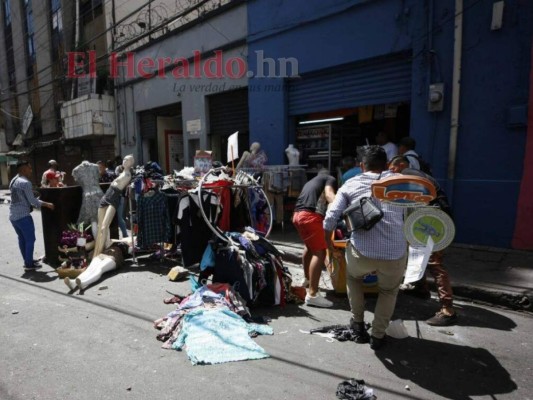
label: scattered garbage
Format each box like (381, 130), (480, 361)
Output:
(336, 379), (374, 400)
(385, 319), (409, 339)
(405, 385), (411, 391)
(11, 310), (19, 315)
(167, 266), (189, 281)
(438, 330), (454, 336)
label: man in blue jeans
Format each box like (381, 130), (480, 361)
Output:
(9, 160), (55, 271)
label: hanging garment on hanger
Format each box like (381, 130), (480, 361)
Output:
(176, 191), (218, 266)
(137, 191), (172, 249)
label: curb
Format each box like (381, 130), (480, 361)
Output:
(273, 242), (532, 312)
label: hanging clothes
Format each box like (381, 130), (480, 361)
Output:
(176, 191), (218, 266)
(137, 191), (172, 249)
(202, 180), (233, 232)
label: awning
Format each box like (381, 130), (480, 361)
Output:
(0, 153), (17, 163)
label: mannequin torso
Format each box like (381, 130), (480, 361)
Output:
(285, 144), (300, 166)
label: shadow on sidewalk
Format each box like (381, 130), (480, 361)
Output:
(393, 295), (517, 331)
(375, 337), (517, 400)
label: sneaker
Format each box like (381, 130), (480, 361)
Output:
(305, 293), (333, 308)
(426, 311), (458, 326)
(24, 263), (42, 271)
(369, 335), (386, 350)
(349, 319), (370, 343)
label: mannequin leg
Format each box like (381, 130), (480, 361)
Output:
(93, 206), (117, 257)
(64, 277), (77, 290)
(75, 254), (117, 290)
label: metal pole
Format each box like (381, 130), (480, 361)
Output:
(128, 185), (137, 264)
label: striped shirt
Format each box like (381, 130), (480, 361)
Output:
(324, 171), (407, 260)
(9, 175), (43, 221)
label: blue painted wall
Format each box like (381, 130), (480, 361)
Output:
(247, 0), (533, 247)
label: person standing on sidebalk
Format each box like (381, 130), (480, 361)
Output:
(9, 160), (55, 271)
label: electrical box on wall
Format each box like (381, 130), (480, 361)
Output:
(491, 1), (505, 31)
(428, 83), (444, 112)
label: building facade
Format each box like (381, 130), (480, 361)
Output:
(111, 0), (248, 170)
(247, 0), (533, 249)
(0, 0), (117, 186)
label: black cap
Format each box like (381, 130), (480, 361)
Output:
(16, 160), (30, 168)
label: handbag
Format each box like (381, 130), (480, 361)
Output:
(342, 197), (383, 232)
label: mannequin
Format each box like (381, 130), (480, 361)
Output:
(64, 245), (125, 291)
(285, 144), (300, 166)
(92, 155), (134, 257)
(71, 161), (103, 238)
(236, 142), (267, 169)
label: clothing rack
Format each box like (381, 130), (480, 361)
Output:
(198, 167), (273, 243)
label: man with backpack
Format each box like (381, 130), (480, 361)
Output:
(389, 156), (457, 326)
(398, 136), (435, 175)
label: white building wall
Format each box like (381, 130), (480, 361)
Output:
(116, 2), (247, 165)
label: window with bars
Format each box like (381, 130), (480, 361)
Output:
(23, 0), (36, 76)
(81, 0), (103, 24)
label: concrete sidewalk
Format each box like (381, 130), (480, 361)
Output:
(269, 227), (533, 312)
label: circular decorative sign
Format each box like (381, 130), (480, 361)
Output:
(403, 207), (455, 251)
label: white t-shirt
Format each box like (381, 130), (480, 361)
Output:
(403, 150), (421, 170)
(381, 142), (398, 161)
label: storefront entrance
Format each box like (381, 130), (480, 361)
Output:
(289, 52), (412, 175)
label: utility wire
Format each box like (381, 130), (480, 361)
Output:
(0, 0), (225, 107)
(0, 0), (160, 105)
(0, 0), (145, 95)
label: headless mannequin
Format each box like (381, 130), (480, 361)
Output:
(72, 160), (103, 239)
(285, 144), (300, 166)
(92, 155), (134, 257)
(236, 142), (268, 170)
(236, 142), (261, 169)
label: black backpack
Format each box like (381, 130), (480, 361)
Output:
(405, 154), (433, 176)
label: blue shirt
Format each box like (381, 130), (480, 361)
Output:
(324, 171), (407, 260)
(9, 175), (43, 221)
(342, 167), (362, 184)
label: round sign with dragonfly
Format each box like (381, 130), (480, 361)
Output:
(403, 207), (455, 251)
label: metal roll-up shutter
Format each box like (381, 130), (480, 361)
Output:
(139, 111), (156, 139)
(289, 53), (412, 116)
(209, 88), (249, 135)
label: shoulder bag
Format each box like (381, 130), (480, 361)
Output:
(342, 173), (383, 232)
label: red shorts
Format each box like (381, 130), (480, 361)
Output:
(292, 211), (327, 252)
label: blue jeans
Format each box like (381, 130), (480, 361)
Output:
(11, 216), (36, 267)
(117, 196), (128, 238)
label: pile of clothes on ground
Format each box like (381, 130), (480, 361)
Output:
(154, 282), (274, 365)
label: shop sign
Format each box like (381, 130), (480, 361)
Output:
(186, 119), (202, 134)
(371, 176), (436, 207)
(194, 150), (212, 175)
(296, 124), (330, 140)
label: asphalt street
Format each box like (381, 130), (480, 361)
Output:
(1, 204), (532, 400)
